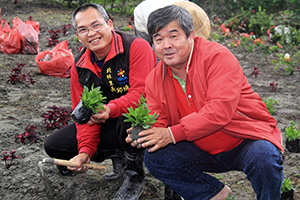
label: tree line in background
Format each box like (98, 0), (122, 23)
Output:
(55, 0), (300, 18)
(194, 0), (300, 20)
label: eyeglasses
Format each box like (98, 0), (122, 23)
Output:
(77, 20), (107, 36)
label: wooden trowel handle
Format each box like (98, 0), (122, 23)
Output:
(42, 158), (107, 171)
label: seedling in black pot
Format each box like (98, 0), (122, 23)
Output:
(281, 178), (294, 200)
(284, 121), (300, 153)
(123, 94), (159, 140)
(71, 84), (106, 125)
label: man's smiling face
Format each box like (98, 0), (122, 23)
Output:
(75, 7), (114, 60)
(153, 20), (194, 70)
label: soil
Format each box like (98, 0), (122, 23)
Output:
(0, 0), (300, 200)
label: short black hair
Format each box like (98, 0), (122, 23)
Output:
(72, 3), (109, 30)
(147, 5), (194, 43)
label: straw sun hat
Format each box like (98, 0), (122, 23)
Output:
(172, 1), (211, 39)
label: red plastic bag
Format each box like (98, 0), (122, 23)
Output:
(22, 24), (39, 54)
(35, 40), (74, 78)
(12, 17), (39, 54)
(0, 20), (11, 33)
(26, 20), (40, 35)
(0, 27), (21, 54)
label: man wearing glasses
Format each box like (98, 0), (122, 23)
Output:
(44, 3), (156, 199)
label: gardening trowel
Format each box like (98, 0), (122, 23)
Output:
(37, 158), (107, 196)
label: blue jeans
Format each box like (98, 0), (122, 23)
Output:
(144, 139), (283, 200)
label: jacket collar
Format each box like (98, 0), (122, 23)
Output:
(105, 31), (124, 62)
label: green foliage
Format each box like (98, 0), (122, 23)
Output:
(281, 178), (294, 193)
(290, 27), (300, 46)
(284, 121), (300, 141)
(275, 52), (300, 75)
(273, 10), (300, 28)
(231, 32), (256, 58)
(194, 0), (293, 21)
(126, 5), (135, 15)
(270, 45), (280, 53)
(208, 32), (230, 46)
(73, 36), (79, 42)
(270, 26), (300, 50)
(122, 25), (131, 31)
(262, 98), (280, 115)
(248, 7), (273, 37)
(81, 84), (107, 113)
(238, 0), (287, 14)
(53, 0), (138, 15)
(226, 193), (235, 200)
(224, 7), (250, 33)
(253, 37), (273, 63)
(123, 94), (159, 129)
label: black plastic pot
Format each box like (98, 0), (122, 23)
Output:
(285, 139), (300, 153)
(281, 189), (294, 200)
(70, 101), (93, 125)
(131, 126), (146, 141)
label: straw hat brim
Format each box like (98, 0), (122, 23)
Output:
(172, 1), (211, 39)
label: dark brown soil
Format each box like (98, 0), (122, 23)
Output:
(0, 0), (299, 199)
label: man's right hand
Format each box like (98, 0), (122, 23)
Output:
(67, 152), (90, 173)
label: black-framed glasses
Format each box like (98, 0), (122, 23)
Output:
(77, 20), (107, 36)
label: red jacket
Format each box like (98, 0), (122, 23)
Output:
(145, 37), (283, 153)
(71, 31), (156, 158)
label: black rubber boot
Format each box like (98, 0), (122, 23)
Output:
(103, 155), (126, 181)
(114, 152), (145, 200)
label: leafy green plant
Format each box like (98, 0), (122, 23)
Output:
(284, 121), (300, 141)
(254, 37), (273, 63)
(224, 7), (250, 33)
(290, 27), (300, 46)
(262, 98), (280, 115)
(269, 26), (283, 43)
(281, 178), (294, 193)
(226, 193), (235, 200)
(122, 25), (132, 31)
(73, 36), (79, 42)
(270, 45), (280, 53)
(81, 84), (107, 114)
(209, 32), (228, 46)
(271, 26), (300, 47)
(238, 32), (255, 57)
(123, 94), (159, 129)
(248, 6), (273, 37)
(275, 52), (300, 75)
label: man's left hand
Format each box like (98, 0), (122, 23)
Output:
(87, 105), (110, 124)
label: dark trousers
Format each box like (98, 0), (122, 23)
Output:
(145, 140), (283, 200)
(44, 117), (144, 162)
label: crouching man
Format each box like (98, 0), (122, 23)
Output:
(44, 3), (156, 200)
(126, 5), (284, 200)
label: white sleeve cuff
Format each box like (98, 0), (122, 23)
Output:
(168, 127), (176, 144)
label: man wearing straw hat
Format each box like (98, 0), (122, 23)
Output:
(126, 4), (284, 200)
